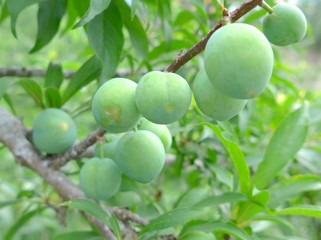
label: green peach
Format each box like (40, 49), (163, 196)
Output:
(115, 130), (165, 183)
(135, 71), (192, 124)
(94, 134), (122, 160)
(92, 78), (141, 133)
(263, 3), (307, 46)
(32, 108), (77, 154)
(193, 70), (247, 121)
(79, 157), (122, 200)
(138, 118), (172, 151)
(204, 23), (274, 99)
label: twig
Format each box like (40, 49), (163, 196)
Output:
(113, 207), (149, 226)
(49, 128), (107, 170)
(165, 0), (263, 73)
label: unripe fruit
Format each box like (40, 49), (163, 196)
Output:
(135, 71), (192, 124)
(193, 70), (247, 121)
(138, 118), (172, 151)
(79, 157), (122, 200)
(94, 134), (122, 160)
(204, 23), (274, 99)
(92, 78), (141, 133)
(263, 3), (307, 46)
(32, 108), (77, 154)
(115, 130), (165, 183)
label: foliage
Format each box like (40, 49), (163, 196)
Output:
(0, 0), (321, 239)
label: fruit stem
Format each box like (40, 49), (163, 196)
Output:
(222, 8), (231, 25)
(259, 1), (273, 14)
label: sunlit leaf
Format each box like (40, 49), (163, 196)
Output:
(174, 186), (211, 208)
(181, 220), (252, 240)
(268, 175), (321, 208)
(205, 123), (252, 194)
(140, 208), (207, 235)
(272, 205), (321, 219)
(195, 192), (248, 208)
(253, 105), (309, 189)
(237, 191), (270, 223)
(74, 0), (111, 28)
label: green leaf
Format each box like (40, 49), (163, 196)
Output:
(30, 0), (67, 53)
(174, 186), (211, 208)
(87, 2), (124, 79)
(62, 199), (122, 240)
(51, 231), (102, 240)
(62, 56), (102, 104)
(205, 123), (251, 195)
(237, 191), (270, 223)
(140, 208), (207, 235)
(0, 199), (22, 209)
(252, 105), (309, 189)
(45, 62), (64, 89)
(194, 192), (248, 208)
(243, 9), (266, 23)
(272, 205), (321, 219)
(4, 207), (45, 240)
(74, 0), (111, 28)
(62, 199), (110, 224)
(7, 0), (41, 37)
(16, 190), (36, 199)
(3, 93), (16, 114)
(0, 78), (17, 99)
(268, 175), (321, 208)
(0, 2), (9, 23)
(181, 220), (252, 240)
(130, 0), (140, 19)
(158, 0), (172, 44)
(63, 0), (89, 32)
(16, 79), (44, 108)
(252, 216), (294, 231)
(115, 0), (148, 59)
(45, 87), (62, 108)
(109, 214), (122, 240)
(148, 39), (192, 61)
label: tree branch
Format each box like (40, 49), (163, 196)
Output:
(0, 67), (75, 79)
(113, 208), (149, 226)
(48, 128), (106, 170)
(0, 108), (116, 240)
(0, 67), (134, 79)
(165, 0), (263, 73)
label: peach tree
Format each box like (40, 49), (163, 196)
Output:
(0, 0), (321, 239)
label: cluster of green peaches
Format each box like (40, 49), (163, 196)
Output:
(195, 2), (307, 121)
(83, 70), (190, 200)
(31, 2), (307, 201)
